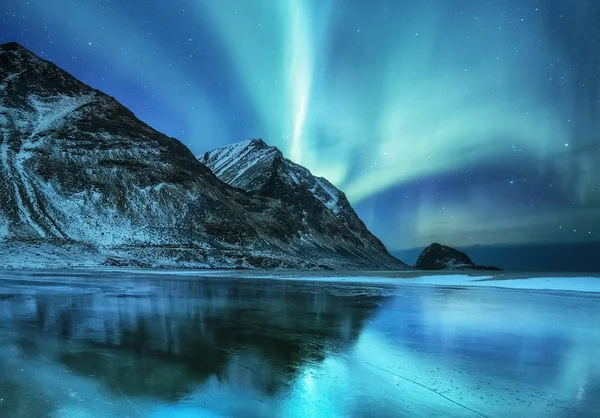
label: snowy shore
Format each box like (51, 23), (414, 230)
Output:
(1, 266), (599, 294)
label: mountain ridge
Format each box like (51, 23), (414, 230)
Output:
(0, 42), (404, 270)
(199, 138), (394, 255)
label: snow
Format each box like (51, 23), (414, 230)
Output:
(202, 139), (346, 221)
(1, 47), (402, 271)
(430, 274), (600, 293)
(198, 138), (396, 264)
(42, 182), (137, 246)
(443, 259), (472, 269)
(228, 146), (274, 183)
(28, 93), (94, 137)
(0, 92), (95, 239)
(5, 71), (24, 82)
(207, 139), (258, 177)
(202, 139), (279, 188)
(15, 268), (594, 295)
(315, 177), (339, 202)
(1, 128), (48, 238)
(0, 213), (8, 240)
(14, 139), (63, 238)
(135, 182), (169, 193)
(202, 273), (600, 293)
(289, 171), (300, 185)
(308, 177), (342, 213)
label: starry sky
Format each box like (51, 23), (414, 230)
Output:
(1, 0), (599, 254)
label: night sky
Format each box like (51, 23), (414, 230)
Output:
(1, 0), (599, 255)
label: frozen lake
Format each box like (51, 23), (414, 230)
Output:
(0, 270), (599, 417)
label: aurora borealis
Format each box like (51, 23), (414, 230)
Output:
(1, 0), (598, 252)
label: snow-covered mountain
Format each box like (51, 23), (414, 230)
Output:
(0, 42), (404, 269)
(199, 138), (397, 257)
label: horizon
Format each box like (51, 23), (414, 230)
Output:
(1, 0), (599, 263)
(392, 241), (600, 272)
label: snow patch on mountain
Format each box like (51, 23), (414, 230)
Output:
(201, 139), (348, 218)
(1, 130), (48, 237)
(313, 177), (341, 213)
(28, 93), (94, 137)
(0, 213), (8, 240)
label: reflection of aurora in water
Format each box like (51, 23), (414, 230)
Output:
(0, 272), (599, 417)
(1, 0), (599, 249)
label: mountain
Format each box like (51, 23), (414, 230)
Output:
(0, 42), (403, 270)
(199, 138), (397, 256)
(415, 243), (500, 270)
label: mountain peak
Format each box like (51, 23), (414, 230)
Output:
(239, 138), (281, 155)
(201, 139), (405, 264)
(248, 138), (268, 147)
(0, 42), (41, 62)
(0, 42), (27, 51)
(198, 138), (283, 189)
(0, 40), (96, 103)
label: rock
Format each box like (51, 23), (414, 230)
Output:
(415, 243), (500, 270)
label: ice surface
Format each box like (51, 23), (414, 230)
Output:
(224, 273), (600, 293)
(405, 274), (600, 293)
(0, 271), (599, 417)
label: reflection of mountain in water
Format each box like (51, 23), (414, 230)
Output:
(7, 278), (388, 401)
(2, 275), (600, 416)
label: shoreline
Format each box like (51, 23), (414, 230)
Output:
(1, 268), (600, 294)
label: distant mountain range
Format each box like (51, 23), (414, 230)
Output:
(0, 42), (404, 269)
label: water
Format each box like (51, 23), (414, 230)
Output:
(0, 271), (599, 417)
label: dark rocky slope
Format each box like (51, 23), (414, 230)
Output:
(415, 243), (500, 270)
(199, 138), (399, 258)
(0, 42), (404, 269)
